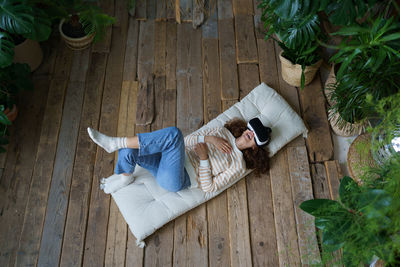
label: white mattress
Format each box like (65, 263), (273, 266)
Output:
(112, 83), (308, 246)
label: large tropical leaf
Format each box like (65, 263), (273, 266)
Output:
(300, 199), (349, 218)
(326, 0), (377, 26)
(339, 176), (361, 209)
(25, 7), (51, 41)
(0, 31), (14, 68)
(0, 0), (34, 35)
(79, 5), (115, 43)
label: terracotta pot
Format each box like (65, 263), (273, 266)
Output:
(279, 52), (322, 87)
(4, 105), (18, 122)
(59, 19), (95, 50)
(13, 39), (43, 72)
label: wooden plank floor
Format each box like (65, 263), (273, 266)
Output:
(0, 0), (340, 266)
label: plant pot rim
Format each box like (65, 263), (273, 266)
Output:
(279, 51), (322, 68)
(59, 18), (95, 42)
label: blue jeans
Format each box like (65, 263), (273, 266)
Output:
(114, 127), (191, 192)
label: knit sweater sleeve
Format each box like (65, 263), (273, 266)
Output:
(184, 127), (221, 147)
(197, 158), (245, 193)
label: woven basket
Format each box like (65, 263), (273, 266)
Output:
(347, 132), (376, 184)
(59, 19), (95, 50)
(328, 109), (368, 137)
(279, 52), (322, 87)
(324, 64), (336, 107)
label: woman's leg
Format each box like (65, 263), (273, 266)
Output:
(137, 127), (190, 192)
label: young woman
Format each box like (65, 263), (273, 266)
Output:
(88, 118), (271, 193)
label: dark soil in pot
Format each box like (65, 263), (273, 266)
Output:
(61, 15), (86, 38)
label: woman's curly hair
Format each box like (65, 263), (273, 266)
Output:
(224, 118), (270, 175)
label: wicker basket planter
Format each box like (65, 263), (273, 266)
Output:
(59, 19), (95, 50)
(279, 52), (322, 87)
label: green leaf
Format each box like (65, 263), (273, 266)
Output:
(25, 8), (52, 41)
(0, 0), (35, 35)
(339, 176), (361, 208)
(300, 199), (348, 217)
(0, 31), (14, 68)
(0, 112), (11, 126)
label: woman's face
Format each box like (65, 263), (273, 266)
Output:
(236, 129), (257, 150)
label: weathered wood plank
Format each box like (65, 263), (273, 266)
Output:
(253, 0), (263, 39)
(310, 163), (331, 199)
(154, 21), (167, 77)
(137, 20), (155, 81)
(257, 38), (279, 90)
(227, 179), (252, 267)
(136, 76), (155, 126)
(193, 0), (205, 28)
(59, 53), (108, 267)
(235, 15), (258, 64)
(202, 38), (221, 123)
(0, 76), (49, 267)
(175, 0), (181, 23)
(156, 0), (167, 20)
(14, 42), (69, 267)
(167, 0), (176, 20)
(162, 89), (177, 128)
(151, 76), (166, 130)
(238, 63), (260, 98)
(16, 78), (67, 267)
(207, 193), (231, 267)
(269, 148), (301, 267)
(92, 0), (114, 52)
(299, 75), (334, 162)
(287, 146), (321, 266)
(166, 21), (177, 90)
(126, 232), (144, 267)
(37, 49), (91, 267)
(204, 33), (229, 267)
(202, 2), (218, 39)
(324, 160), (342, 200)
(180, 0), (193, 22)
(217, 0), (234, 19)
(144, 223), (175, 266)
(222, 99), (238, 111)
(233, 0), (254, 15)
(123, 18), (139, 81)
(147, 0), (157, 20)
(135, 0), (147, 20)
(176, 23), (203, 136)
(219, 19), (239, 100)
(105, 81), (138, 267)
(83, 24), (127, 267)
(174, 23), (207, 266)
(246, 172), (279, 266)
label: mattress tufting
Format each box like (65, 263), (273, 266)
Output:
(111, 83), (308, 247)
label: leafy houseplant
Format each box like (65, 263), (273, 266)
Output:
(326, 16), (400, 133)
(51, 0), (115, 50)
(300, 172), (400, 266)
(0, 63), (33, 152)
(0, 0), (52, 69)
(258, 0), (326, 89)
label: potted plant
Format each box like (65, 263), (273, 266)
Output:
(0, 0), (52, 70)
(0, 63), (33, 152)
(258, 0), (327, 89)
(300, 171), (399, 266)
(325, 16), (400, 136)
(48, 0), (115, 50)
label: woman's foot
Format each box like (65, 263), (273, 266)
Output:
(100, 173), (135, 194)
(88, 127), (127, 153)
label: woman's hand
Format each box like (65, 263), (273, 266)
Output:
(194, 143), (209, 160)
(206, 136), (232, 154)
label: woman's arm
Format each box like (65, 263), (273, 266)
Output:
(185, 128), (232, 153)
(194, 143), (245, 193)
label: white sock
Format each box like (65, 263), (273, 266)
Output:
(87, 127), (127, 153)
(100, 174), (135, 194)
(100, 174), (123, 184)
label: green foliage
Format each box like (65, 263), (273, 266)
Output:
(326, 16), (400, 124)
(44, 0), (115, 43)
(325, 0), (377, 26)
(258, 0), (325, 89)
(0, 63), (32, 153)
(0, 0), (52, 67)
(300, 173), (400, 266)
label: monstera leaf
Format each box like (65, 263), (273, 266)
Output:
(0, 32), (14, 68)
(0, 0), (34, 35)
(326, 0), (377, 26)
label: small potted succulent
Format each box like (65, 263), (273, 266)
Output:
(52, 0), (115, 50)
(0, 0), (52, 70)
